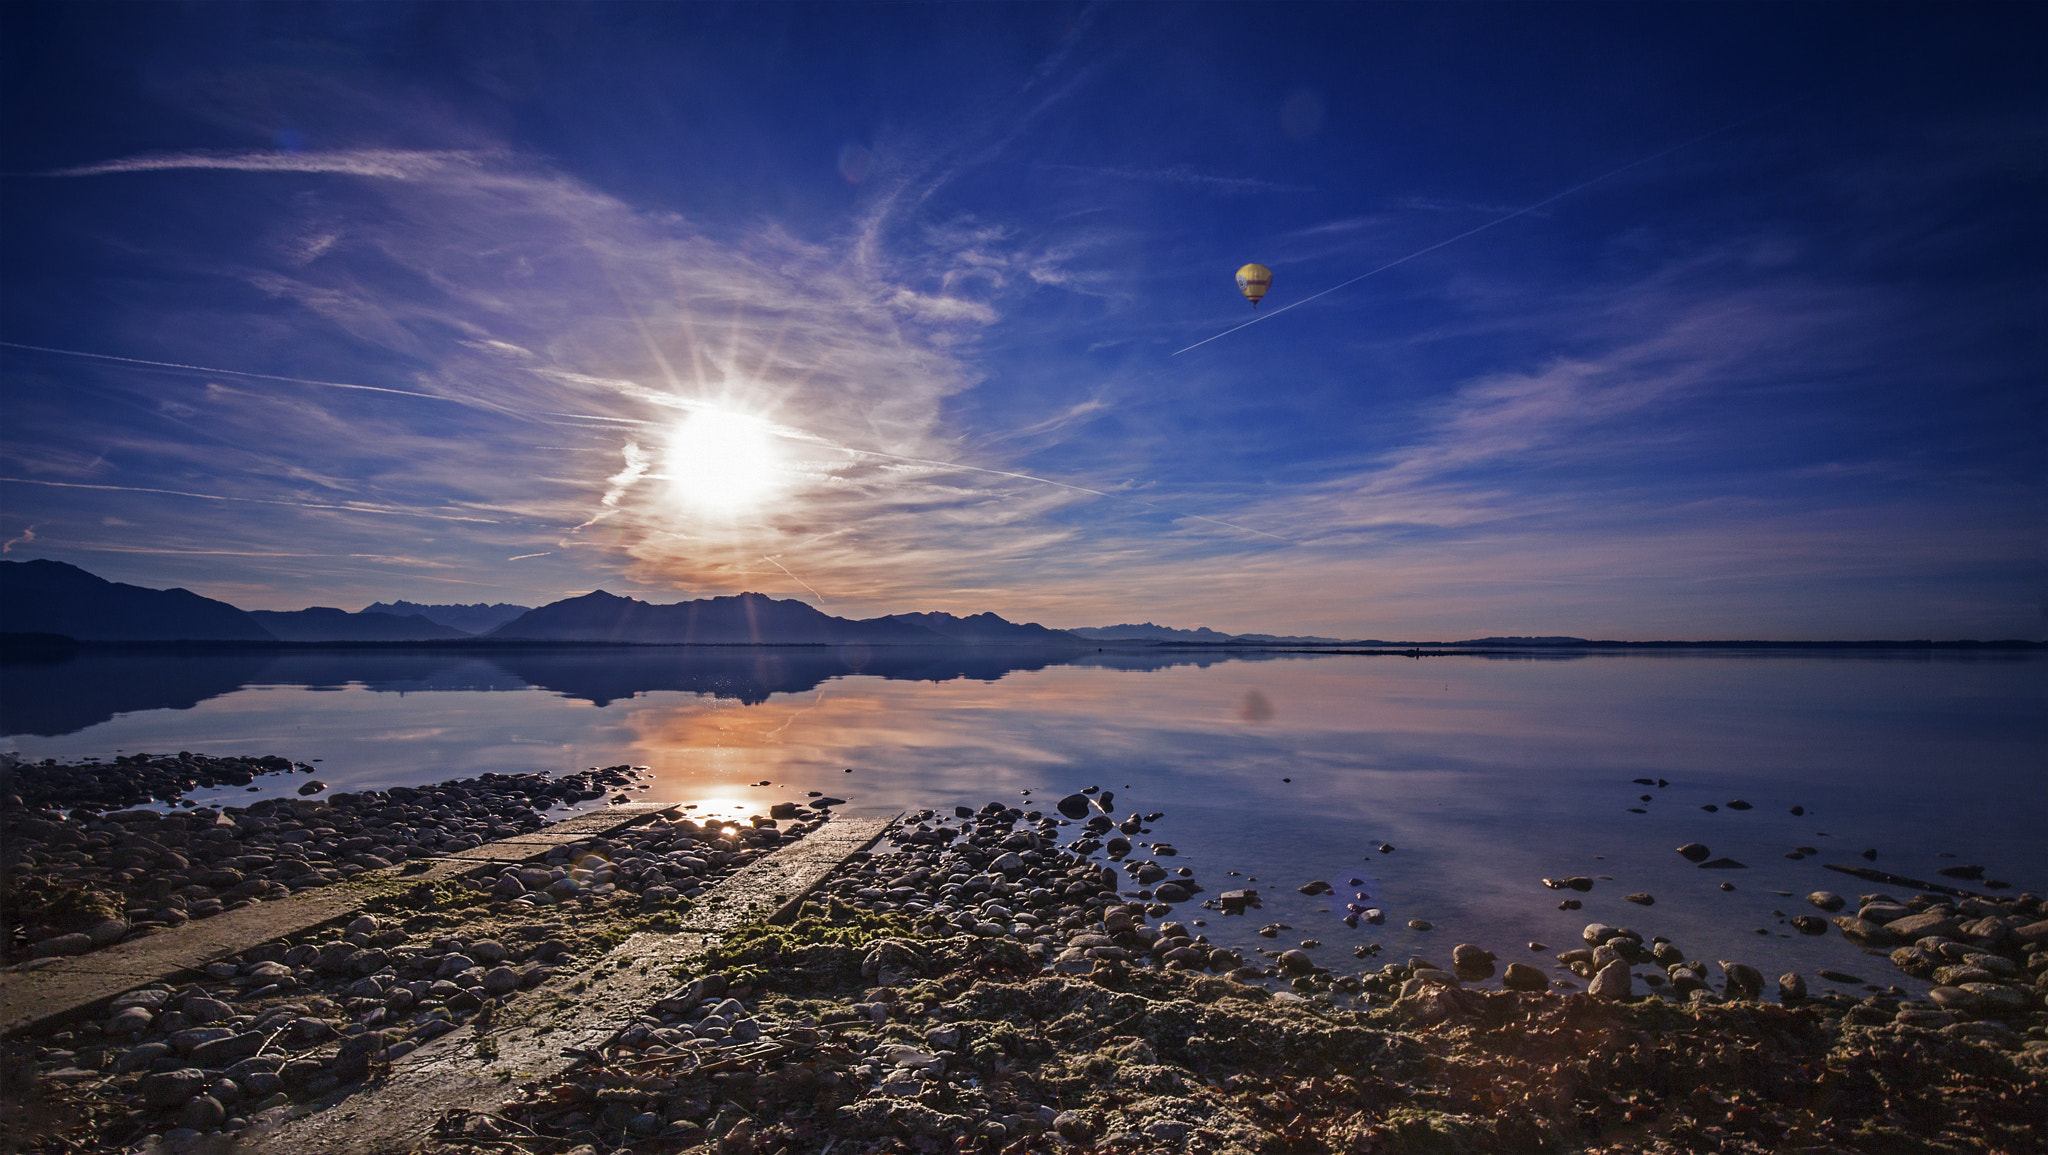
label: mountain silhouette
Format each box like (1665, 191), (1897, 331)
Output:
(1067, 622), (1242, 642)
(0, 559), (275, 642)
(361, 600), (532, 634)
(248, 607), (472, 642)
(872, 611), (1078, 644)
(488, 590), (1060, 645)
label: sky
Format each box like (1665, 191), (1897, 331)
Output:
(2, 3), (2042, 640)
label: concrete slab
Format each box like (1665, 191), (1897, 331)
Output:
(247, 812), (898, 1155)
(0, 803), (677, 1038)
(680, 815), (899, 931)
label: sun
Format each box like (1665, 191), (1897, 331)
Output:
(665, 407), (786, 513)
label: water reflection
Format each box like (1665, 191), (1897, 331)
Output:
(4, 647), (2042, 1000)
(4, 644), (1263, 735)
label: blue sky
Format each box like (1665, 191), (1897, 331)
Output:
(2, 3), (2041, 639)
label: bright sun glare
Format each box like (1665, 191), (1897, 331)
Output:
(667, 407), (785, 513)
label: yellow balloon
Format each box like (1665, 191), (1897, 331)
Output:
(1235, 263), (1272, 309)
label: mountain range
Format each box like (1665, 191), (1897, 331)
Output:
(3, 561), (2037, 649)
(362, 600), (532, 634)
(1, 560), (1114, 645)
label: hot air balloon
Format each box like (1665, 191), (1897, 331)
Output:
(1235, 263), (1272, 309)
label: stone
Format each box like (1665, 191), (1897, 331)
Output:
(190, 1032), (265, 1068)
(1721, 962), (1763, 999)
(1885, 911), (1965, 941)
(1053, 1111), (1096, 1142)
(180, 1095), (226, 1131)
(143, 1068), (209, 1109)
(1452, 943), (1495, 968)
(1152, 882), (1189, 903)
(1407, 919), (1433, 931)
(1926, 986), (1980, 1013)
(1056, 795), (1091, 820)
(1624, 893), (1654, 905)
(1961, 983), (2029, 1015)
(1806, 891), (1845, 912)
(1502, 962), (1549, 991)
(482, 966), (522, 996)
(30, 932), (92, 957)
(1778, 972), (1807, 1002)
(1832, 916), (1895, 947)
(1676, 843), (1711, 862)
(183, 996), (232, 1025)
(109, 1006), (154, 1034)
(1697, 857), (1747, 869)
(1789, 915), (1828, 935)
(117, 1042), (172, 1074)
(112, 988), (172, 1011)
(1588, 960), (1632, 1001)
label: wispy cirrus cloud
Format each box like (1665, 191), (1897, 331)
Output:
(15, 140), (1124, 608)
(44, 149), (490, 180)
(1039, 162), (1315, 194)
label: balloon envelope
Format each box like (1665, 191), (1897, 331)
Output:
(1235, 263), (1272, 308)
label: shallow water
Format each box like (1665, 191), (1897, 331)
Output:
(6, 646), (2044, 994)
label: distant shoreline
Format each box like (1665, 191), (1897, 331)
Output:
(1, 631), (2040, 659)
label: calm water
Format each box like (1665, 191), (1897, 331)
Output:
(6, 646), (2044, 995)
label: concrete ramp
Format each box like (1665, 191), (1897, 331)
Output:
(0, 803), (676, 1038)
(248, 812), (897, 1155)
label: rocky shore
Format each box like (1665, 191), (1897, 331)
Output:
(2, 752), (638, 963)
(2, 759), (2044, 1154)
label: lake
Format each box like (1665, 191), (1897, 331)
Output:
(6, 645), (2043, 996)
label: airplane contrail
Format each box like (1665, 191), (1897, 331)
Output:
(762, 555), (829, 605)
(1172, 100), (1797, 356)
(0, 476), (500, 523)
(0, 339), (458, 401)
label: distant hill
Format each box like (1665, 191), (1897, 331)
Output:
(872, 611), (1079, 645)
(1450, 635), (1592, 647)
(0, 559), (275, 641)
(1067, 622), (1359, 645)
(1233, 632), (1362, 645)
(491, 590), (982, 645)
(248, 607), (472, 642)
(362, 600), (531, 634)
(1067, 622), (1239, 643)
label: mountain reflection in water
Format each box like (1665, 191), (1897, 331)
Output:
(1, 644), (1320, 737)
